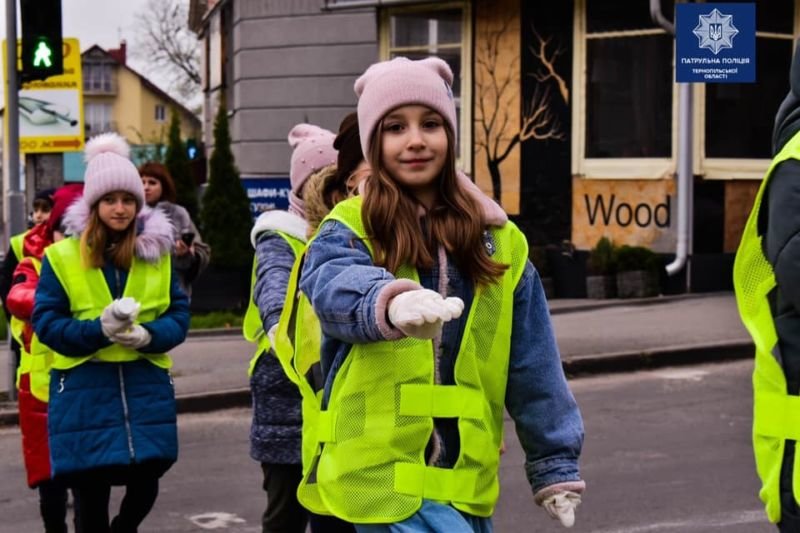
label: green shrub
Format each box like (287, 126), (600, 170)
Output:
(615, 245), (660, 273)
(200, 97), (254, 269)
(165, 109), (199, 220)
(587, 237), (617, 275)
(190, 310), (244, 330)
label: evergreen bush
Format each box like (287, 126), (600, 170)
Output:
(200, 98), (253, 269)
(165, 109), (199, 219)
(587, 237), (617, 275)
(615, 245), (660, 273)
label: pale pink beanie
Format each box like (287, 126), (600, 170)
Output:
(288, 123), (337, 216)
(354, 56), (457, 159)
(82, 133), (145, 209)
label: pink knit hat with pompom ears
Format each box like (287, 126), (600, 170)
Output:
(82, 133), (145, 209)
(354, 56), (457, 159)
(288, 124), (338, 217)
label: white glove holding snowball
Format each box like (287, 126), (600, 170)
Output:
(387, 289), (464, 339)
(541, 491), (581, 528)
(110, 325), (152, 350)
(100, 297), (140, 338)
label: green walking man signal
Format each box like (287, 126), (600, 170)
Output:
(33, 41), (53, 68)
(20, 0), (63, 83)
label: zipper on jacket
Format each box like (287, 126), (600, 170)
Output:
(118, 365), (136, 461)
(57, 373), (65, 394)
(115, 268), (122, 298)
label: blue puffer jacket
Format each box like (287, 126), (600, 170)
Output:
(32, 202), (189, 477)
(47, 359), (178, 476)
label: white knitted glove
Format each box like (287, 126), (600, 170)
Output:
(387, 289), (464, 339)
(100, 298), (140, 338)
(541, 491), (581, 528)
(111, 325), (152, 350)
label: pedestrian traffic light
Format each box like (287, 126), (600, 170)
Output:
(20, 0), (63, 83)
(186, 139), (198, 160)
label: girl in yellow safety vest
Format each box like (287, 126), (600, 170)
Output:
(32, 133), (190, 533)
(297, 57), (586, 532)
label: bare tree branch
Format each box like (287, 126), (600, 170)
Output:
(132, 0), (201, 103)
(520, 84), (564, 142)
(529, 25), (569, 105)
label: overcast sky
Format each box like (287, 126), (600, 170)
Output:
(0, 0), (181, 102)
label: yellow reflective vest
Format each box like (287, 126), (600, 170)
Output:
(9, 231), (26, 262)
(243, 231), (306, 376)
(44, 237), (172, 370)
(734, 131), (800, 524)
(281, 196), (528, 523)
(10, 258), (55, 401)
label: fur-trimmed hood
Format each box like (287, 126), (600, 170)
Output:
(250, 210), (309, 248)
(62, 197), (174, 263)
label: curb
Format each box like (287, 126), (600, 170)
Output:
(548, 292), (727, 315)
(0, 339), (754, 427)
(563, 340), (754, 376)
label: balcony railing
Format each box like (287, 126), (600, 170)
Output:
(83, 78), (117, 95)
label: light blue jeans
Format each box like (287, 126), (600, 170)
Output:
(354, 500), (493, 533)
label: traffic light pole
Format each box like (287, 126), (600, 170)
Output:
(5, 0), (24, 402)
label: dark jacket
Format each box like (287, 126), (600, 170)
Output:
(248, 210), (308, 465)
(157, 201), (210, 298)
(761, 39), (800, 395)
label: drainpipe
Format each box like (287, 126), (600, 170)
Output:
(651, 0), (692, 288)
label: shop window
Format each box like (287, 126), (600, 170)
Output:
(381, 3), (471, 167)
(704, 0), (793, 159)
(586, 35), (673, 157)
(584, 0), (674, 159)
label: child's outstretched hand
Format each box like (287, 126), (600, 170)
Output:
(540, 491), (581, 528)
(388, 289), (464, 339)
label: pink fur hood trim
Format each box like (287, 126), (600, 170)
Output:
(62, 197), (175, 263)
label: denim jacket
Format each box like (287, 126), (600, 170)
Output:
(300, 219), (585, 496)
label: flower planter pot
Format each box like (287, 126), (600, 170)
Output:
(616, 270), (659, 299)
(546, 247), (588, 298)
(586, 274), (617, 299)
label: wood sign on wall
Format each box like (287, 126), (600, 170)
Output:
(572, 177), (677, 253)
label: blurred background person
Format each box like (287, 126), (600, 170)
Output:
(139, 161), (210, 298)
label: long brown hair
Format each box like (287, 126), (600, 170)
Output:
(362, 122), (507, 285)
(80, 209), (137, 270)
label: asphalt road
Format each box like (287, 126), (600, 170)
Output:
(0, 359), (773, 532)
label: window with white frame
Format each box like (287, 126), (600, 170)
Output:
(704, 0), (793, 161)
(155, 104), (166, 122)
(85, 103), (112, 134)
(380, 2), (471, 167)
(583, 0), (674, 159)
(83, 61), (114, 93)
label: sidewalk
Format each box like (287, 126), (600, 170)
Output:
(0, 292), (752, 425)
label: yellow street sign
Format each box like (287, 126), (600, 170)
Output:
(3, 37), (85, 153)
